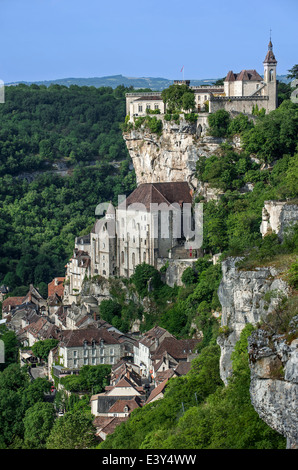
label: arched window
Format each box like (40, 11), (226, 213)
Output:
(132, 252), (135, 268)
(269, 69), (274, 82)
(121, 251), (124, 264)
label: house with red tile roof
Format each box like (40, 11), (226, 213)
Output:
(146, 378), (169, 405)
(2, 296), (25, 316)
(48, 277), (65, 299)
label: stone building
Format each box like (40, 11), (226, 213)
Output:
(54, 327), (123, 369)
(64, 181), (196, 302)
(126, 40), (278, 117)
(126, 92), (165, 118)
(64, 248), (91, 304)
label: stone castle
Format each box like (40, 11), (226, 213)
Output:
(126, 40), (278, 117)
(64, 41), (279, 304)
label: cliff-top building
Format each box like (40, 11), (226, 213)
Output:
(126, 40), (278, 117)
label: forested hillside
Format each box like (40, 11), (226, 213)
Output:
(0, 84), (136, 296)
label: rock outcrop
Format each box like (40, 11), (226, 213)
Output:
(123, 119), (225, 189)
(248, 320), (298, 448)
(260, 200), (298, 241)
(217, 257), (289, 385)
(217, 257), (298, 448)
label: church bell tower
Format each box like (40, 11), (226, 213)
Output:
(263, 38), (278, 111)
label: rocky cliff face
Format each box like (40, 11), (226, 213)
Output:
(123, 119), (225, 190)
(248, 322), (298, 449)
(217, 257), (298, 448)
(217, 257), (289, 385)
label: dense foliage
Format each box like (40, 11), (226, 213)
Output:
(161, 84), (195, 113)
(0, 84), (136, 294)
(59, 364), (111, 394)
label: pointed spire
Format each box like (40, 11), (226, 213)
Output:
(263, 37), (277, 64)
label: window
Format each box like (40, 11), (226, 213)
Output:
(92, 357), (96, 365)
(100, 357), (105, 364)
(100, 348), (104, 356)
(84, 349), (88, 357)
(84, 358), (88, 365)
(154, 104), (159, 110)
(74, 359), (78, 367)
(110, 348), (115, 356)
(73, 350), (77, 358)
(138, 105), (142, 112)
(270, 69), (274, 82)
(110, 356), (115, 364)
(146, 104), (150, 110)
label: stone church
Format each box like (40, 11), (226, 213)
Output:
(64, 182), (196, 303)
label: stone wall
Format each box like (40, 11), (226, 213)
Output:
(209, 96), (269, 114)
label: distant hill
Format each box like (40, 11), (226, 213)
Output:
(6, 74), (291, 90)
(6, 74), (220, 90)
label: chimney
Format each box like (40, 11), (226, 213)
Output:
(54, 278), (59, 286)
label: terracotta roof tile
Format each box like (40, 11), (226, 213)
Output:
(108, 397), (142, 414)
(121, 182), (193, 212)
(146, 378), (169, 404)
(2, 297), (25, 310)
(152, 337), (199, 361)
(48, 278), (65, 298)
(59, 327), (120, 347)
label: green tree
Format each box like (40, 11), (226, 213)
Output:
(23, 402), (55, 449)
(207, 109), (231, 137)
(31, 339), (59, 362)
(287, 64), (298, 80)
(46, 409), (97, 449)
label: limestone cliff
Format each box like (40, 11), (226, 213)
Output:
(123, 119), (225, 189)
(248, 322), (298, 449)
(217, 257), (298, 448)
(217, 257), (290, 385)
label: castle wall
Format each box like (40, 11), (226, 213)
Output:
(209, 96), (269, 114)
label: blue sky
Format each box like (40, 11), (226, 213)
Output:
(1, 0), (297, 83)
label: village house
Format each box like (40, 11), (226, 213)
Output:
(133, 326), (174, 378)
(64, 249), (91, 304)
(145, 377), (169, 405)
(51, 326), (137, 372)
(90, 367), (146, 441)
